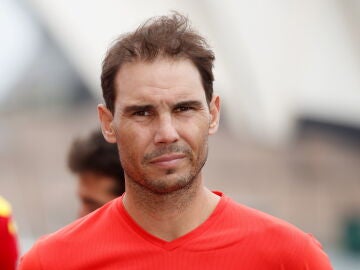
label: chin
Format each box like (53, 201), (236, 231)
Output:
(143, 173), (195, 195)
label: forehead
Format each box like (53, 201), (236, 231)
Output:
(114, 58), (205, 105)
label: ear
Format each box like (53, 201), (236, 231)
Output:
(97, 104), (117, 143)
(208, 95), (220, 135)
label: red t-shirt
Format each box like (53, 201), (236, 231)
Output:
(0, 197), (18, 270)
(19, 192), (332, 269)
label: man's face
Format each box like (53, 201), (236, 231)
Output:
(99, 58), (220, 194)
(77, 171), (117, 217)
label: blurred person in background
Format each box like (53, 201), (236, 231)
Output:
(0, 196), (18, 270)
(19, 12), (333, 269)
(68, 130), (125, 217)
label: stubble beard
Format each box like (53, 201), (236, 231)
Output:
(124, 140), (209, 196)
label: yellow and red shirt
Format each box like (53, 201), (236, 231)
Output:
(0, 196), (18, 270)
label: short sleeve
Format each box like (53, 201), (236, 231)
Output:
(18, 242), (43, 270)
(302, 234), (333, 270)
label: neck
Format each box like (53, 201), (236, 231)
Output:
(122, 174), (220, 241)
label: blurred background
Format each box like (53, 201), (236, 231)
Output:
(1, 0), (359, 268)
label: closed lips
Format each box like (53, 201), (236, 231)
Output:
(149, 154), (186, 163)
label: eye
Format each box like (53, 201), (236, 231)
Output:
(174, 106), (193, 112)
(133, 110), (151, 116)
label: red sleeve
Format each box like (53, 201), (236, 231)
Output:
(285, 233), (333, 269)
(302, 234), (333, 269)
(18, 242), (43, 270)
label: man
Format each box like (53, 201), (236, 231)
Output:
(67, 130), (125, 217)
(19, 13), (333, 269)
(0, 196), (18, 270)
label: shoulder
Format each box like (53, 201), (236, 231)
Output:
(225, 197), (310, 238)
(223, 197), (305, 237)
(19, 198), (122, 270)
(223, 197), (333, 268)
(48, 197), (120, 241)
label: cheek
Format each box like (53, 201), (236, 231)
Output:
(179, 124), (209, 154)
(117, 126), (152, 159)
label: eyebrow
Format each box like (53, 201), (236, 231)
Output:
(123, 104), (155, 114)
(122, 100), (204, 114)
(172, 100), (203, 109)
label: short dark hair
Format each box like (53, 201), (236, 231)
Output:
(101, 12), (215, 113)
(68, 130), (125, 196)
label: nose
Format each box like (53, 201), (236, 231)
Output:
(154, 115), (179, 144)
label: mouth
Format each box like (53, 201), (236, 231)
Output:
(149, 153), (186, 168)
